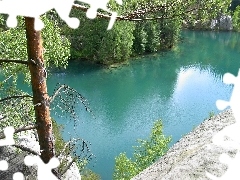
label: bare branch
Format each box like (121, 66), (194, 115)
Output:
(49, 85), (65, 103)
(14, 124), (38, 134)
(0, 59), (28, 65)
(56, 138), (83, 157)
(0, 124), (37, 139)
(13, 144), (40, 156)
(2, 75), (13, 83)
(56, 140), (71, 158)
(0, 115), (6, 121)
(0, 95), (33, 103)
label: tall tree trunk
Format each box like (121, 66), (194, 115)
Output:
(24, 17), (55, 163)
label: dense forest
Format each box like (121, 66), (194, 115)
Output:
(0, 0), (240, 179)
(0, 0), (237, 66)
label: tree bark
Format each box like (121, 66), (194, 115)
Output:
(24, 17), (55, 163)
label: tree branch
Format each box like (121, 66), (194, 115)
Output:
(0, 124), (37, 139)
(49, 85), (65, 103)
(14, 124), (38, 134)
(13, 144), (40, 156)
(72, 3), (214, 22)
(0, 59), (28, 65)
(0, 95), (33, 103)
(72, 3), (169, 21)
(0, 115), (6, 121)
(1, 75), (13, 83)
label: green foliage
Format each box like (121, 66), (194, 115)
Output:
(132, 22), (147, 55)
(52, 119), (95, 177)
(114, 153), (138, 180)
(0, 14), (71, 83)
(0, 95), (35, 131)
(232, 5), (240, 31)
(81, 169), (101, 180)
(52, 119), (68, 156)
(63, 0), (231, 63)
(0, 77), (34, 131)
(63, 8), (135, 64)
(208, 111), (215, 118)
(41, 14), (71, 68)
(113, 120), (171, 180)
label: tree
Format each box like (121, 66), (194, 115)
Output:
(0, 0), (233, 178)
(24, 16), (55, 165)
(232, 5), (240, 31)
(0, 12), (72, 178)
(69, 0), (231, 63)
(113, 120), (171, 180)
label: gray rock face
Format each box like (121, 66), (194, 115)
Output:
(182, 14), (233, 31)
(211, 15), (233, 31)
(60, 156), (81, 180)
(0, 130), (81, 180)
(133, 109), (236, 180)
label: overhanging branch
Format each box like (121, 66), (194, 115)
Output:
(0, 124), (37, 139)
(49, 84), (65, 103)
(0, 95), (33, 103)
(0, 59), (28, 65)
(72, 3), (213, 22)
(14, 124), (38, 134)
(13, 144), (40, 155)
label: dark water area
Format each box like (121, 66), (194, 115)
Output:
(17, 30), (240, 179)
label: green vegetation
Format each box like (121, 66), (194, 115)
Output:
(113, 120), (171, 180)
(0, 14), (71, 83)
(208, 111), (215, 118)
(62, 0), (231, 64)
(232, 5), (240, 31)
(81, 169), (101, 180)
(0, 1), (232, 65)
(52, 119), (96, 177)
(0, 1), (235, 179)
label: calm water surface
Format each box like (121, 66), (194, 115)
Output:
(21, 30), (240, 179)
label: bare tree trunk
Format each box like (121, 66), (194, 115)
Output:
(24, 17), (55, 163)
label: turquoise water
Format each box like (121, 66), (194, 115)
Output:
(19, 30), (240, 179)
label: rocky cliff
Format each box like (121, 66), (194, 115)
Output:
(133, 109), (236, 179)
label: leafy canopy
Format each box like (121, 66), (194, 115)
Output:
(64, 0), (231, 63)
(0, 13), (71, 83)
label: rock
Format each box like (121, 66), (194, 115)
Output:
(0, 145), (36, 180)
(133, 109), (236, 179)
(17, 130), (40, 154)
(0, 130), (81, 180)
(60, 155), (81, 180)
(210, 15), (233, 31)
(182, 14), (233, 31)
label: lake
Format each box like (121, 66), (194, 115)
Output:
(20, 30), (240, 179)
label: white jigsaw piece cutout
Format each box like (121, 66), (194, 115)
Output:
(24, 155), (60, 180)
(0, 126), (24, 180)
(0, 0), (122, 30)
(206, 69), (240, 179)
(0, 160), (8, 171)
(0, 126), (15, 146)
(79, 0), (122, 30)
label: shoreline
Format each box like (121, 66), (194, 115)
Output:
(133, 109), (236, 179)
